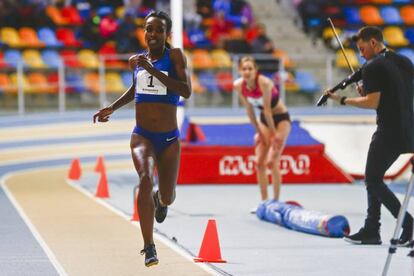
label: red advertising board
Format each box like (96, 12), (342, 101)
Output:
(177, 144), (353, 184)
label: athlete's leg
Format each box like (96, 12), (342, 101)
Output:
(130, 134), (156, 246)
(255, 124), (271, 201)
(268, 120), (291, 201)
(155, 140), (180, 206)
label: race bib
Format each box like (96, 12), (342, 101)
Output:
(136, 70), (168, 95)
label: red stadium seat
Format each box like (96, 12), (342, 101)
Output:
(56, 28), (82, 47)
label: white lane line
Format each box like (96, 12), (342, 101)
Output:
(67, 178), (220, 276)
(1, 172), (68, 276)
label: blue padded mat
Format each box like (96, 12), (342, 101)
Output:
(194, 120), (321, 146)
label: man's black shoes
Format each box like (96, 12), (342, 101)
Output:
(344, 228), (382, 245)
(398, 225), (413, 247)
(153, 190), (168, 223)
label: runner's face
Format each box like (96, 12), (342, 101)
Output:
(144, 17), (168, 50)
(240, 61), (257, 81)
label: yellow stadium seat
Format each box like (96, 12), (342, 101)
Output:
(1, 27), (22, 48)
(115, 6), (125, 18)
(322, 27), (342, 41)
(211, 49), (232, 68)
(10, 73), (32, 93)
(383, 26), (409, 47)
(105, 72), (126, 94)
(78, 49), (100, 68)
(335, 48), (359, 69)
(22, 50), (47, 68)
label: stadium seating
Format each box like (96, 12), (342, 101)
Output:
(380, 6), (403, 25)
(61, 6), (83, 25)
(400, 6), (414, 25)
(360, 6), (384, 25)
(295, 70), (321, 93)
(398, 48), (414, 64)
(383, 26), (409, 47)
(191, 49), (214, 70)
(191, 74), (206, 94)
(211, 49), (232, 68)
(0, 52), (8, 68)
(343, 7), (362, 25)
(60, 49), (81, 68)
(1, 27), (22, 48)
(27, 72), (54, 93)
(216, 71), (233, 93)
(404, 28), (414, 44)
(19, 27), (45, 48)
(335, 48), (360, 69)
(38, 27), (63, 47)
(65, 73), (84, 93)
(4, 50), (22, 67)
(42, 50), (62, 68)
(22, 50), (47, 69)
(105, 72), (126, 94)
(46, 5), (69, 26)
(83, 72), (100, 93)
(77, 49), (99, 68)
(0, 73), (16, 93)
(198, 71), (219, 93)
(56, 28), (82, 47)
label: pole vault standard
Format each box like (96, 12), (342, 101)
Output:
(382, 158), (414, 276)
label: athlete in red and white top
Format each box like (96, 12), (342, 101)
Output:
(233, 56), (291, 205)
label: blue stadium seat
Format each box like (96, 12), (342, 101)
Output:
(188, 28), (212, 48)
(404, 28), (414, 44)
(65, 73), (84, 93)
(42, 50), (62, 68)
(38, 27), (63, 47)
(121, 71), (132, 88)
(343, 7), (362, 25)
(380, 6), (403, 24)
(397, 48), (414, 64)
(198, 72), (219, 93)
(4, 49), (22, 67)
(393, 0), (411, 3)
(295, 70), (320, 93)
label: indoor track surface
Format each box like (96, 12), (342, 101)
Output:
(1, 109), (413, 276)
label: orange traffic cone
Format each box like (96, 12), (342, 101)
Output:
(94, 156), (105, 173)
(95, 170), (110, 198)
(194, 219), (226, 263)
(131, 190), (139, 221)
(67, 158), (81, 180)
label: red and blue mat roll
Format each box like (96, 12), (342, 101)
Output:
(256, 200), (350, 238)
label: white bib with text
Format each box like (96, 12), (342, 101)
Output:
(136, 70), (168, 95)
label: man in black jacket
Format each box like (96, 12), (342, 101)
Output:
(325, 26), (414, 246)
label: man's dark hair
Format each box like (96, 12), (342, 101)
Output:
(351, 26), (384, 43)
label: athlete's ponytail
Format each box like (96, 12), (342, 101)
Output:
(144, 11), (172, 49)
